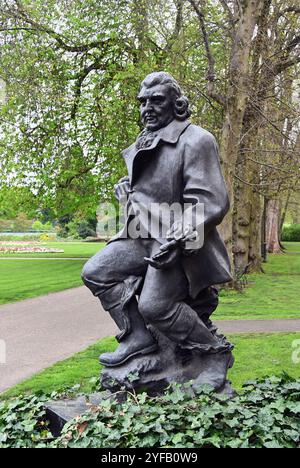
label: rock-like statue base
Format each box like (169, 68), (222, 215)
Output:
(101, 325), (235, 397)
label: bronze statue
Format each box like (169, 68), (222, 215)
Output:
(82, 72), (234, 394)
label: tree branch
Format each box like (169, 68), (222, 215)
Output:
(277, 6), (300, 17)
(174, 0), (184, 37)
(7, 1), (113, 53)
(218, 0), (236, 25)
(273, 54), (300, 75)
(286, 34), (300, 53)
(70, 60), (104, 119)
(164, 0), (184, 52)
(188, 0), (226, 107)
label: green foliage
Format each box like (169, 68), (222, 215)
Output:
(0, 187), (38, 220)
(76, 221), (96, 239)
(0, 393), (53, 448)
(54, 376), (300, 449)
(58, 218), (97, 239)
(1, 376), (299, 448)
(0, 0), (227, 218)
(31, 221), (53, 232)
(282, 225), (300, 242)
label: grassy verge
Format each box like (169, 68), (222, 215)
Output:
(217, 242), (300, 320)
(0, 242), (104, 304)
(0, 259), (86, 304)
(1, 241), (300, 319)
(2, 332), (299, 398)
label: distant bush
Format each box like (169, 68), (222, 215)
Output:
(0, 214), (33, 233)
(0, 220), (13, 232)
(32, 221), (54, 232)
(77, 221), (96, 239)
(282, 224), (300, 242)
(39, 234), (57, 242)
(0, 235), (42, 241)
(62, 219), (96, 240)
(11, 214), (34, 232)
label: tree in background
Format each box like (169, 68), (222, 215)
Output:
(0, 0), (299, 279)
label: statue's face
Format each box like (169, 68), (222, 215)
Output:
(138, 84), (175, 131)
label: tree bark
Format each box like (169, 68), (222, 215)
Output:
(232, 0), (271, 274)
(218, 0), (264, 269)
(266, 199), (282, 253)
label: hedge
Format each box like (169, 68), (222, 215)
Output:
(282, 225), (300, 242)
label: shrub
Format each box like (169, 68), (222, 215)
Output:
(77, 221), (96, 239)
(0, 376), (299, 448)
(54, 376), (300, 449)
(11, 213), (33, 232)
(0, 394), (53, 448)
(0, 235), (42, 241)
(0, 219), (13, 232)
(32, 221), (54, 232)
(282, 224), (300, 242)
(39, 234), (57, 242)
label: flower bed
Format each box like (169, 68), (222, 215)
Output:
(0, 243), (64, 254)
(0, 241), (42, 245)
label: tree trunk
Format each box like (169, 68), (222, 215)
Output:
(132, 0), (149, 58)
(266, 199), (282, 253)
(248, 190), (263, 269)
(219, 0), (264, 268)
(231, 0), (272, 274)
(232, 149), (252, 275)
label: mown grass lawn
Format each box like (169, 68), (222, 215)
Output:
(216, 242), (300, 320)
(0, 242), (104, 304)
(2, 332), (299, 398)
(0, 242), (299, 320)
(0, 259), (86, 305)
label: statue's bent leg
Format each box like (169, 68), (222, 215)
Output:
(138, 258), (233, 390)
(139, 258), (232, 355)
(81, 240), (158, 366)
(186, 287), (219, 330)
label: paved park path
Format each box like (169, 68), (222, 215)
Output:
(0, 286), (299, 394)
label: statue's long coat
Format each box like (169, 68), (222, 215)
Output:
(109, 119), (232, 299)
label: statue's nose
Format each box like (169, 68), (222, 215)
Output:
(144, 100), (154, 112)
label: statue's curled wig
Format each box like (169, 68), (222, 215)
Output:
(140, 72), (191, 121)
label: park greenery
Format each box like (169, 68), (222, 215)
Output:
(282, 224), (300, 242)
(0, 259), (86, 304)
(2, 333), (299, 398)
(0, 0), (299, 449)
(0, 0), (299, 280)
(0, 375), (299, 448)
(0, 241), (299, 321)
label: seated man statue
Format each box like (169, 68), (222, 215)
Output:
(82, 72), (233, 390)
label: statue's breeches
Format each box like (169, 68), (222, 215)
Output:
(82, 239), (229, 353)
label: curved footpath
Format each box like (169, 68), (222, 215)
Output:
(0, 286), (299, 394)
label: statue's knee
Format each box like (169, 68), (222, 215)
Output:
(81, 260), (100, 285)
(139, 298), (166, 324)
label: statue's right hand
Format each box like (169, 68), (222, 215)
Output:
(114, 177), (131, 204)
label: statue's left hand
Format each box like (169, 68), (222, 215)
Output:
(114, 176), (131, 205)
(144, 247), (181, 270)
